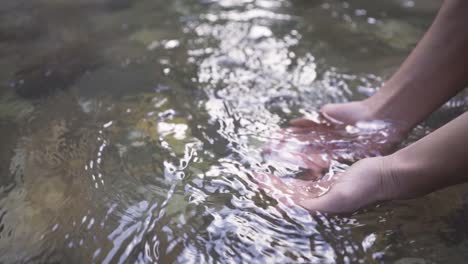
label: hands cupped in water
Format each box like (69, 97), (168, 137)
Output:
(257, 114), (400, 214)
(256, 157), (394, 214)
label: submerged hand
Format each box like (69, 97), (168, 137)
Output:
(258, 106), (405, 213)
(256, 156), (396, 214)
(287, 115), (401, 160)
(263, 113), (401, 180)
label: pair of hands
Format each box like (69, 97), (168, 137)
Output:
(256, 116), (401, 214)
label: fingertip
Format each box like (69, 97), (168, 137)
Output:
(320, 104), (342, 123)
(320, 103), (336, 113)
(297, 193), (337, 214)
(289, 118), (316, 128)
(296, 197), (319, 211)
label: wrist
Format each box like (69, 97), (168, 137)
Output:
(379, 149), (436, 201)
(363, 93), (413, 134)
(364, 79), (425, 136)
(376, 154), (405, 201)
(321, 99), (409, 138)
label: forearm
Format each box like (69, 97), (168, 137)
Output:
(384, 111), (468, 200)
(366, 0), (468, 132)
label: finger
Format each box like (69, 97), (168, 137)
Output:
(297, 152), (330, 180)
(297, 192), (344, 214)
(320, 104), (346, 124)
(263, 149), (330, 180)
(289, 118), (335, 131)
(281, 126), (314, 135)
(254, 172), (298, 207)
(284, 177), (332, 199)
(289, 118), (319, 128)
(296, 180), (357, 214)
(254, 172), (335, 208)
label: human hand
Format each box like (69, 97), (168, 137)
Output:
(263, 113), (401, 180)
(288, 114), (401, 160)
(255, 156), (398, 214)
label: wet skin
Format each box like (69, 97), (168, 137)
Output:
(256, 113), (401, 212)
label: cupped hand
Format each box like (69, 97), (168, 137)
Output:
(262, 113), (402, 180)
(256, 156), (397, 214)
(257, 106), (404, 214)
(288, 114), (401, 161)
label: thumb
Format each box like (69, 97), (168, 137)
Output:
(289, 117), (318, 127)
(297, 190), (348, 214)
(296, 176), (356, 214)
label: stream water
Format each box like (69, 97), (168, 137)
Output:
(1, 0), (468, 263)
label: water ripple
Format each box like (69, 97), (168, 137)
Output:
(0, 0), (460, 263)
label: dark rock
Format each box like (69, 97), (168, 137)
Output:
(0, 120), (18, 192)
(106, 0), (133, 11)
(12, 42), (100, 99)
(0, 13), (42, 42)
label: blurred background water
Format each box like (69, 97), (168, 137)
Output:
(1, 0), (468, 263)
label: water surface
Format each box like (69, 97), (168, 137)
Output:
(1, 0), (468, 263)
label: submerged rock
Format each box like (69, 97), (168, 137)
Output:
(0, 121), (18, 191)
(0, 92), (35, 120)
(373, 19), (423, 50)
(0, 12), (42, 42)
(12, 42), (100, 99)
(334, 16), (423, 51)
(106, 0), (134, 11)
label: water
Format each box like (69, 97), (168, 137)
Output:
(1, 0), (468, 263)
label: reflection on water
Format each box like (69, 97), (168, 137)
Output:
(1, 0), (467, 263)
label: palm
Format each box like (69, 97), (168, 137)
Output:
(262, 115), (399, 180)
(256, 157), (388, 214)
(257, 114), (399, 213)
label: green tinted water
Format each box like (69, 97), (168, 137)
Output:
(1, 0), (467, 263)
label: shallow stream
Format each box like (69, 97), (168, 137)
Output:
(1, 0), (468, 263)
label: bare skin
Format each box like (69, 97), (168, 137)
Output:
(259, 112), (468, 213)
(258, 0), (468, 213)
(262, 115), (401, 180)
